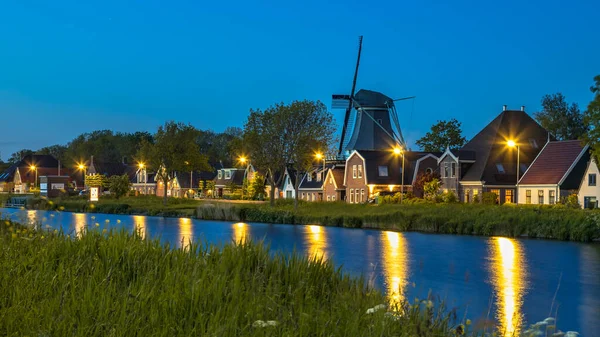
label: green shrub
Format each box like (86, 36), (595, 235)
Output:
(481, 192), (498, 205)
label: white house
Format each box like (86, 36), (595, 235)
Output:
(281, 168), (296, 199)
(578, 158), (600, 209)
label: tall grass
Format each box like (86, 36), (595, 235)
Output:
(0, 220), (467, 336)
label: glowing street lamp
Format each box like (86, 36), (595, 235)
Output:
(30, 165), (37, 190)
(315, 152), (326, 182)
(138, 162), (147, 195)
(392, 147), (405, 204)
(507, 140), (520, 203)
(239, 156), (249, 200)
(77, 163), (86, 189)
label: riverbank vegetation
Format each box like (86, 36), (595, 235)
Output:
(0, 220), (467, 336)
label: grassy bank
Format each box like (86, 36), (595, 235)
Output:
(0, 220), (467, 336)
(198, 201), (600, 242)
(16, 195), (600, 242)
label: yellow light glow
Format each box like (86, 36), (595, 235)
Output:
(30, 165), (36, 170)
(239, 156), (247, 164)
(381, 231), (409, 309)
(388, 184), (395, 192)
(133, 215), (147, 239)
(368, 184), (375, 195)
(78, 164), (85, 170)
(315, 153), (323, 160)
(233, 222), (248, 244)
(306, 225), (327, 261)
(138, 162), (145, 169)
(178, 218), (193, 250)
(507, 140), (516, 148)
(74, 213), (87, 238)
(393, 147), (402, 155)
(489, 237), (527, 336)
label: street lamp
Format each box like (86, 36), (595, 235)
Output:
(78, 164), (86, 190)
(239, 156), (248, 200)
(392, 147), (405, 204)
(507, 140), (520, 203)
(30, 165), (37, 190)
(138, 162), (146, 195)
(315, 152), (326, 181)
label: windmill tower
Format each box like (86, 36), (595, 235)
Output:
(332, 36), (414, 159)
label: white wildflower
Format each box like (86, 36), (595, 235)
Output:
(366, 304), (386, 314)
(252, 320), (278, 328)
(544, 317), (556, 324)
(564, 332), (579, 337)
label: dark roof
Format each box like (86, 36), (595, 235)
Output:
(90, 162), (135, 177)
(214, 168), (245, 186)
(175, 170), (218, 189)
(519, 141), (587, 185)
(460, 110), (550, 184)
(0, 164), (18, 182)
(356, 150), (434, 185)
(299, 167), (328, 189)
(19, 154), (60, 169)
(330, 166), (345, 189)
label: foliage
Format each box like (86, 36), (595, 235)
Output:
(0, 222), (469, 337)
(227, 181), (238, 195)
(138, 121), (210, 205)
(423, 179), (441, 201)
(416, 119), (466, 152)
(534, 93), (587, 140)
(36, 144), (68, 163)
(85, 173), (107, 188)
(583, 75), (600, 163)
(8, 149), (33, 164)
(206, 180), (216, 198)
(413, 171), (441, 198)
(243, 103), (290, 206)
(65, 130), (153, 164)
(481, 192), (498, 205)
(108, 174), (131, 199)
(247, 173), (266, 200)
(442, 191), (458, 203)
(196, 127), (242, 167)
(563, 194), (581, 209)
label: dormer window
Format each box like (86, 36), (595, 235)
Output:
(316, 171), (321, 182)
(224, 170), (231, 179)
(218, 171), (222, 179)
(496, 164), (505, 174)
(307, 173), (312, 182)
(378, 166), (388, 177)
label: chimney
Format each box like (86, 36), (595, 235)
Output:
(91, 155), (94, 166)
(502, 105), (507, 111)
(521, 105), (525, 111)
(58, 160), (61, 176)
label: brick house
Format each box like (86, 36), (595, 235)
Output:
(323, 166), (345, 202)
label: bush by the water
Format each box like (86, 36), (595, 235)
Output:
(0, 220), (467, 336)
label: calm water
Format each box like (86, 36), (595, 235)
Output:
(2, 208), (599, 336)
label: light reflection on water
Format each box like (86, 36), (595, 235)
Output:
(381, 231), (409, 308)
(488, 237), (527, 336)
(133, 215), (146, 239)
(306, 225), (327, 261)
(233, 222), (247, 244)
(74, 213), (87, 238)
(178, 218), (193, 249)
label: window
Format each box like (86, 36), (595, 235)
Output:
(464, 189), (470, 203)
(451, 163), (457, 178)
(332, 195), (336, 201)
(473, 189), (479, 201)
(589, 174), (597, 186)
(526, 190), (531, 204)
(496, 164), (505, 174)
(307, 173), (312, 182)
(426, 167), (433, 175)
(352, 165), (357, 179)
(224, 170), (231, 179)
(584, 196), (598, 209)
(443, 163), (449, 178)
(529, 138), (539, 149)
(549, 190), (555, 205)
(505, 189), (513, 204)
(361, 189), (365, 202)
(327, 195), (330, 201)
(491, 189), (500, 204)
(329, 176), (334, 185)
(356, 189), (360, 203)
(287, 177), (291, 185)
(218, 171), (222, 179)
(316, 171), (321, 182)
(377, 118), (383, 125)
(302, 192), (305, 200)
(358, 165), (363, 178)
(378, 166), (389, 177)
(350, 189), (354, 203)
(538, 190), (544, 204)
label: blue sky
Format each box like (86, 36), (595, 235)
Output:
(1, 0), (598, 161)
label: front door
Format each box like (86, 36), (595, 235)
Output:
(286, 191), (292, 199)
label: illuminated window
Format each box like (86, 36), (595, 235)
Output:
(352, 165), (357, 179)
(361, 189), (365, 202)
(491, 189), (500, 204)
(505, 189), (513, 203)
(218, 171), (222, 179)
(538, 190), (544, 204)
(349, 189), (354, 203)
(224, 170), (231, 179)
(307, 173), (312, 182)
(526, 190), (531, 204)
(464, 189), (470, 203)
(358, 165), (363, 178)
(327, 195), (330, 201)
(332, 195), (336, 201)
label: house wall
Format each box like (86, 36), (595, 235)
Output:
(323, 172), (342, 202)
(516, 186), (559, 205)
(414, 157), (439, 180)
(345, 154), (367, 203)
(281, 174), (295, 199)
(459, 184), (482, 203)
(439, 156), (459, 194)
(482, 187), (517, 205)
(578, 160), (600, 209)
(299, 190), (322, 202)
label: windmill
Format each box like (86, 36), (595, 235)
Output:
(332, 36), (414, 159)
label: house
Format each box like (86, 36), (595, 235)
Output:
(264, 169), (285, 200)
(456, 106), (550, 204)
(281, 167), (297, 199)
(0, 155), (65, 193)
(130, 166), (157, 195)
(298, 166), (328, 202)
(214, 168), (245, 197)
(517, 141), (590, 205)
(344, 150), (439, 203)
(323, 165), (345, 202)
(578, 158), (600, 209)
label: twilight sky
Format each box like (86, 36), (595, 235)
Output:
(1, 0), (599, 161)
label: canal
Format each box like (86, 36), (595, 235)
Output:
(2, 208), (599, 335)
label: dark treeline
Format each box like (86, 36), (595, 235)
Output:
(3, 127), (243, 168)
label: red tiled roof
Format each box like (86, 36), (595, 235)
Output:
(518, 140), (585, 185)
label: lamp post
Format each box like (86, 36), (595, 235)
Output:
(30, 165), (37, 190)
(507, 140), (520, 203)
(138, 163), (146, 195)
(315, 153), (326, 201)
(239, 156), (247, 200)
(393, 147), (405, 204)
(78, 164), (86, 190)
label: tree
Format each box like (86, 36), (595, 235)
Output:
(138, 121), (210, 205)
(423, 179), (441, 201)
(413, 171), (441, 198)
(534, 93), (587, 140)
(285, 100), (336, 210)
(85, 173), (107, 189)
(416, 119), (466, 152)
(206, 180), (216, 198)
(242, 103), (289, 206)
(247, 173), (266, 200)
(583, 75), (600, 163)
(108, 174), (131, 199)
(36, 145), (68, 163)
(8, 149), (33, 163)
